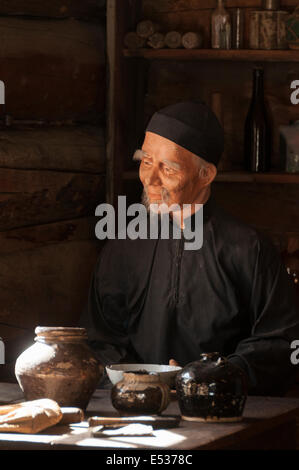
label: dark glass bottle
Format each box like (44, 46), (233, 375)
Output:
(244, 68), (271, 172)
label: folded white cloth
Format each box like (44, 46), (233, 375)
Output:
(0, 398), (62, 433)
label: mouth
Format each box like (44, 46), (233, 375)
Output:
(142, 187), (171, 212)
(146, 187), (162, 199)
(147, 192), (162, 199)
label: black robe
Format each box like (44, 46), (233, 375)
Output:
(80, 196), (299, 395)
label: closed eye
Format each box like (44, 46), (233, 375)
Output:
(142, 158), (152, 167)
(163, 165), (176, 175)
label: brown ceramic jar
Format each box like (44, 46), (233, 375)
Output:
(15, 327), (103, 409)
(111, 371), (170, 416)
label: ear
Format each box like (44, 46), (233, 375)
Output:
(199, 163), (217, 185)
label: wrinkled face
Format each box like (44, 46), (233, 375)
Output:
(137, 131), (203, 209)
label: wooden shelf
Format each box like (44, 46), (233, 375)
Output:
(123, 48), (299, 62)
(123, 170), (299, 184)
(215, 171), (299, 183)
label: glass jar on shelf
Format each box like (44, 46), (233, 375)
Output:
(211, 0), (232, 49)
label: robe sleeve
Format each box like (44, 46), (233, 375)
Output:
(79, 241), (140, 367)
(227, 235), (299, 396)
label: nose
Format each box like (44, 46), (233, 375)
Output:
(145, 165), (161, 186)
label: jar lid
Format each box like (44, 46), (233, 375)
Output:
(200, 352), (224, 362)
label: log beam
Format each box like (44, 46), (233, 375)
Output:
(0, 18), (105, 120)
(0, 126), (105, 173)
(0, 0), (106, 19)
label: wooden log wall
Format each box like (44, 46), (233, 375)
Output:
(0, 17), (105, 121)
(0, 1), (106, 380)
(0, 1), (106, 19)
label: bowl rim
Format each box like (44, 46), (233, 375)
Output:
(106, 363), (182, 372)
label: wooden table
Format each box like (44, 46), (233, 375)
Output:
(0, 382), (299, 450)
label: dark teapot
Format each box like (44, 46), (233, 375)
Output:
(176, 352), (248, 422)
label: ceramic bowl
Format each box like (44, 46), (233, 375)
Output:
(106, 363), (182, 388)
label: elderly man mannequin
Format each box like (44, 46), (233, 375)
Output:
(80, 101), (299, 396)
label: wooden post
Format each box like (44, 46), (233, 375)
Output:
(106, 0), (142, 205)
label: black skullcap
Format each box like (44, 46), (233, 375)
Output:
(145, 100), (224, 167)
